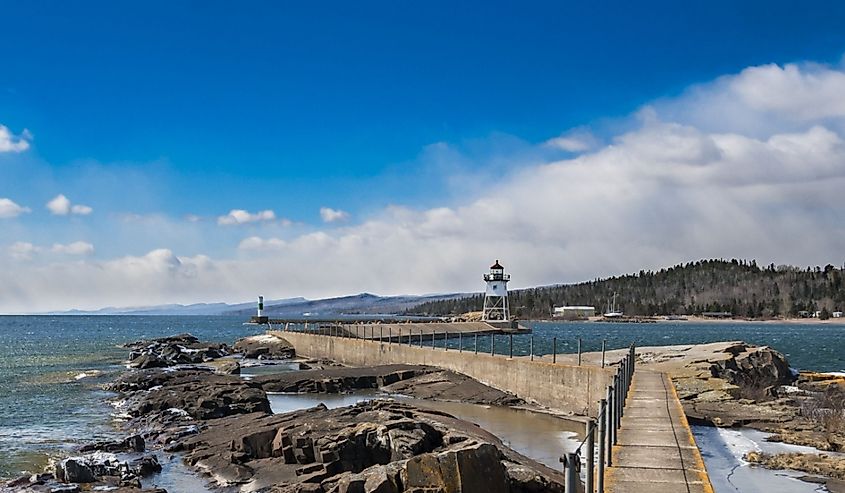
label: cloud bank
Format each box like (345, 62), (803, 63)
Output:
(3, 61), (845, 312)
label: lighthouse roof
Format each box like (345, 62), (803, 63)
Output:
(490, 260), (504, 270)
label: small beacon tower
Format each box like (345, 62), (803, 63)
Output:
(482, 260), (511, 321)
(251, 295), (269, 324)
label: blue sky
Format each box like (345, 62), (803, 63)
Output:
(2, 2), (845, 311)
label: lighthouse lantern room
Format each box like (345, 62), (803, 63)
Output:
(482, 260), (511, 321)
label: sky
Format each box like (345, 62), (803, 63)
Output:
(2, 1), (845, 312)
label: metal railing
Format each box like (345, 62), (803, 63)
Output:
(274, 322), (616, 367)
(560, 344), (635, 493)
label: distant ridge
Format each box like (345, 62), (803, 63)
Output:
(41, 293), (466, 317)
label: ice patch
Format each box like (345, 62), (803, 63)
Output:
(74, 370), (102, 380)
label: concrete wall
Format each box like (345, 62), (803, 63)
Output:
(276, 331), (611, 416)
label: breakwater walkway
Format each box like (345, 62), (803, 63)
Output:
(606, 370), (713, 493)
(273, 327), (714, 492)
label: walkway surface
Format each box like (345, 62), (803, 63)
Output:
(605, 370), (714, 493)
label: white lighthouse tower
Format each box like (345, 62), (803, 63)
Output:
(482, 260), (511, 321)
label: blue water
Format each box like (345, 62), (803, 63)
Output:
(432, 321), (845, 373)
(0, 315), (262, 479)
(1, 315), (843, 480)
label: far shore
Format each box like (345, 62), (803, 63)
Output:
(530, 315), (845, 325)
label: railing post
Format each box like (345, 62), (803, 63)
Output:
(530, 335), (534, 361)
(553, 337), (557, 364)
(578, 337), (582, 366)
(601, 340), (606, 368)
(509, 333), (513, 358)
(491, 334), (495, 356)
(586, 418), (595, 493)
(561, 452), (579, 493)
(597, 399), (606, 493)
(606, 385), (614, 466)
(614, 374), (621, 440)
(474, 333), (478, 354)
(459, 332), (462, 352)
(380, 326), (383, 344)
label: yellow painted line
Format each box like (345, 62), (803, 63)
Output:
(668, 375), (716, 493)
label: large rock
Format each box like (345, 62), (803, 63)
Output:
(128, 353), (169, 369)
(234, 333), (295, 359)
(253, 365), (431, 394)
(709, 342), (794, 393)
(122, 370), (271, 420)
(178, 400), (565, 492)
(403, 443), (508, 493)
(124, 333), (231, 368)
(54, 458), (96, 483)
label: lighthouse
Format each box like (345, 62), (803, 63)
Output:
(482, 260), (511, 321)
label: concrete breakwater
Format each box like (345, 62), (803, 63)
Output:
(276, 330), (611, 417)
(278, 329), (718, 493)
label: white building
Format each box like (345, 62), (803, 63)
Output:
(553, 306), (596, 319)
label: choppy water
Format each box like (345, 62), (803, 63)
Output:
(0, 315), (261, 479)
(1, 315), (843, 481)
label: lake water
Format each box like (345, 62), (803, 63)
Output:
(1, 315), (843, 484)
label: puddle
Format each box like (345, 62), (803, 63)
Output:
(692, 425), (830, 493)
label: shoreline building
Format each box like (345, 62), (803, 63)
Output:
(482, 260), (511, 321)
(553, 305), (596, 319)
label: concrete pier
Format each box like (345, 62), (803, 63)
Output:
(276, 330), (715, 490)
(605, 371), (714, 493)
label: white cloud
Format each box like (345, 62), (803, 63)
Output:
(217, 209), (276, 225)
(654, 62), (845, 136)
(0, 198), (30, 218)
(51, 241), (95, 256)
(4, 60), (845, 312)
(319, 207), (349, 223)
(46, 194), (93, 216)
(8, 242), (40, 260)
(545, 129), (599, 152)
(238, 236), (286, 251)
(0, 125), (31, 153)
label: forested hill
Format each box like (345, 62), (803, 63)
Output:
(408, 259), (845, 319)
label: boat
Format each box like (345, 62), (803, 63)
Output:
(603, 293), (624, 318)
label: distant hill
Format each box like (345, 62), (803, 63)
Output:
(44, 297), (307, 316)
(407, 259), (845, 319)
(222, 293), (467, 317)
(45, 293), (467, 317)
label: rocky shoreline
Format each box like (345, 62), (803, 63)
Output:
(8, 331), (845, 492)
(2, 333), (565, 493)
